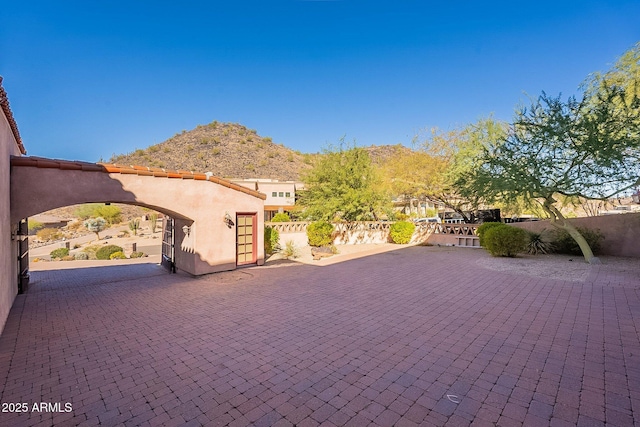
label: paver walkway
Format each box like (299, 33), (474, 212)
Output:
(0, 246), (639, 426)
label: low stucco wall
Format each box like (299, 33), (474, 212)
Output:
(268, 221), (479, 248)
(512, 213), (640, 258)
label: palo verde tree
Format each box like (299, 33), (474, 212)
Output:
(459, 80), (639, 263)
(383, 118), (506, 221)
(298, 140), (390, 221)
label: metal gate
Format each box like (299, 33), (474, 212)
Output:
(161, 217), (176, 273)
(17, 219), (29, 293)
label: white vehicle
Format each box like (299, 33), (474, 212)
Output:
(413, 217), (442, 224)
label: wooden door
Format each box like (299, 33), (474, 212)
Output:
(236, 214), (257, 265)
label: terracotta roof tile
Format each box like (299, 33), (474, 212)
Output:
(0, 77), (26, 155)
(10, 156), (266, 200)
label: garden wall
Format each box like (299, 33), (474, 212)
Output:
(511, 213), (640, 258)
(266, 221), (479, 248)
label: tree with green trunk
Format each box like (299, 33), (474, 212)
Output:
(382, 118), (506, 222)
(458, 84), (639, 264)
(299, 140), (390, 221)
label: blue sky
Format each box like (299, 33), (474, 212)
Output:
(2, 1), (639, 163)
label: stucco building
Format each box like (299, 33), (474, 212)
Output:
(0, 78), (267, 334)
(0, 77), (27, 333)
(231, 178), (304, 220)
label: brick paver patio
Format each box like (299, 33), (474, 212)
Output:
(1, 246), (639, 426)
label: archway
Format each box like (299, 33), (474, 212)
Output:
(10, 156), (266, 284)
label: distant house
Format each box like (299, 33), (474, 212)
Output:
(230, 178), (304, 221)
(29, 214), (72, 234)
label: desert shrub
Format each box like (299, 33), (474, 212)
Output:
(109, 251), (127, 260)
(75, 204), (121, 224)
(81, 244), (102, 260)
(62, 255), (75, 261)
(476, 222), (506, 247)
(129, 251), (147, 258)
(74, 204), (99, 220)
(424, 208), (439, 218)
(395, 212), (410, 221)
(527, 230), (555, 255)
(271, 213), (290, 222)
(28, 220), (44, 233)
(37, 228), (62, 242)
(307, 221), (334, 247)
(74, 252), (89, 260)
(50, 247), (69, 259)
(553, 227), (604, 255)
(96, 245), (124, 260)
(282, 240), (299, 259)
(389, 221), (416, 244)
(95, 205), (122, 224)
(264, 226), (280, 255)
(483, 225), (528, 257)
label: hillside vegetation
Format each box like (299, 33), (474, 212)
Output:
(109, 121), (313, 181)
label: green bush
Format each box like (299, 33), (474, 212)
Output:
(94, 205), (122, 224)
(389, 221), (416, 244)
(28, 220), (44, 233)
(75, 204), (121, 224)
(265, 226), (280, 255)
(483, 225), (528, 257)
(476, 222), (506, 247)
(50, 247), (69, 259)
(74, 252), (89, 260)
(307, 221), (334, 247)
(130, 251), (147, 258)
(96, 245), (124, 260)
(553, 227), (604, 255)
(271, 213), (290, 222)
(395, 212), (410, 221)
(109, 251), (127, 260)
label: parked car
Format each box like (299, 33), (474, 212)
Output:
(414, 217), (442, 224)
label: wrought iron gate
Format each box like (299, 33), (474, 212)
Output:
(161, 217), (176, 273)
(17, 219), (29, 293)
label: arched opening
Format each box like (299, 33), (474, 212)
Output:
(20, 201), (194, 293)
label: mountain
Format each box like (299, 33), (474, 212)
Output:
(109, 121), (314, 181)
(109, 121), (411, 181)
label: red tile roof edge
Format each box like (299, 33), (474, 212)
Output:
(0, 77), (27, 155)
(10, 156), (267, 200)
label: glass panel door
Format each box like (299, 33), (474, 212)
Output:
(236, 214), (257, 265)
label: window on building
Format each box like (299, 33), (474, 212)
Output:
(285, 192), (291, 197)
(272, 192), (277, 197)
(278, 192), (284, 197)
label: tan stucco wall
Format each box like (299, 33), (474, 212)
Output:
(1, 112), (22, 333)
(512, 213), (640, 258)
(11, 167), (265, 275)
